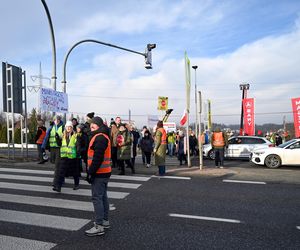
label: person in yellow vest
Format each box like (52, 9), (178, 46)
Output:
(154, 120), (167, 176)
(211, 127), (228, 168)
(84, 116), (112, 237)
(53, 120), (80, 192)
(47, 115), (64, 187)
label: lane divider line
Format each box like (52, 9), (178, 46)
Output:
(223, 179), (266, 185)
(151, 175), (191, 180)
(169, 213), (241, 224)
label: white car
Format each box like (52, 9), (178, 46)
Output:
(203, 136), (273, 160)
(251, 139), (300, 168)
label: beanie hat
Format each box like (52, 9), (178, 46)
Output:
(86, 112), (95, 119)
(53, 115), (61, 121)
(65, 121), (73, 127)
(91, 116), (103, 127)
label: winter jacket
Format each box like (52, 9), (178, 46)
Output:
(87, 125), (111, 178)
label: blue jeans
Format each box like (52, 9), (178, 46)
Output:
(168, 143), (174, 156)
(91, 177), (109, 225)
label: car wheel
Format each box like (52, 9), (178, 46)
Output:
(265, 154), (281, 168)
(208, 149), (215, 160)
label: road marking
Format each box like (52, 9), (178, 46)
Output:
(0, 209), (90, 231)
(0, 167), (150, 182)
(0, 182), (129, 199)
(151, 175), (191, 180)
(0, 193), (94, 211)
(0, 167), (53, 175)
(169, 213), (241, 224)
(0, 174), (141, 189)
(0, 235), (56, 250)
(110, 175), (151, 182)
(223, 179), (266, 185)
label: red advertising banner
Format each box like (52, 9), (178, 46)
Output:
(243, 98), (255, 136)
(291, 97), (300, 138)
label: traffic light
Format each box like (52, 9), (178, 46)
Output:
(145, 43), (156, 69)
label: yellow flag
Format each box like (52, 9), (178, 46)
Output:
(158, 96), (168, 110)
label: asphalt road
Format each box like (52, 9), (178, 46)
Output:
(0, 156), (299, 249)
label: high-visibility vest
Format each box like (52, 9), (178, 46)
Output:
(87, 133), (112, 174)
(60, 134), (77, 159)
(157, 128), (167, 145)
(36, 128), (46, 144)
(49, 125), (63, 147)
(212, 132), (225, 147)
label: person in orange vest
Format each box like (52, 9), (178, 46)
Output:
(211, 127), (228, 168)
(35, 120), (47, 164)
(154, 120), (167, 175)
(85, 116), (112, 237)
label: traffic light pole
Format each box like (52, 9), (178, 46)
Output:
(61, 39), (155, 122)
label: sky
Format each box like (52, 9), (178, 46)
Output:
(1, 0), (300, 128)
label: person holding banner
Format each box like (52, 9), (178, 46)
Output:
(48, 115), (64, 187)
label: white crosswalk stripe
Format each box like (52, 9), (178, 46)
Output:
(0, 166), (150, 249)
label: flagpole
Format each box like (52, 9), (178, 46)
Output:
(186, 109), (191, 167)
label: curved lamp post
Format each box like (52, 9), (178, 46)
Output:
(40, 0), (57, 91)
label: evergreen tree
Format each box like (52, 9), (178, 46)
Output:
(28, 108), (38, 144)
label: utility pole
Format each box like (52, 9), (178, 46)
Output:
(192, 65), (198, 138)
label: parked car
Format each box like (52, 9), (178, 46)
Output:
(203, 136), (273, 160)
(251, 139), (300, 168)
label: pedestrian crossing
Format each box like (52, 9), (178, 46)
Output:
(0, 166), (150, 249)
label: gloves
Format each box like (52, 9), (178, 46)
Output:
(85, 174), (95, 184)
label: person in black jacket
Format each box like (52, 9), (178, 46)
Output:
(85, 116), (111, 237)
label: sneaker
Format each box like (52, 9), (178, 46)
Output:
(85, 223), (105, 236)
(73, 185), (80, 190)
(146, 164), (150, 168)
(219, 166), (224, 169)
(102, 220), (110, 229)
(52, 186), (61, 193)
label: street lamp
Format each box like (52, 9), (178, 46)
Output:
(192, 65), (198, 138)
(239, 83), (250, 135)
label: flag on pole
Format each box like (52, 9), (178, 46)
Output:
(291, 97), (300, 138)
(180, 109), (188, 126)
(243, 98), (255, 135)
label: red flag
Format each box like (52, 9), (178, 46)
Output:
(291, 97), (300, 138)
(180, 110), (187, 126)
(243, 98), (255, 135)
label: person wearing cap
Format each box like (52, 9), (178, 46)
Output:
(35, 120), (47, 164)
(84, 116), (112, 237)
(154, 121), (167, 176)
(53, 120), (80, 192)
(72, 117), (79, 131)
